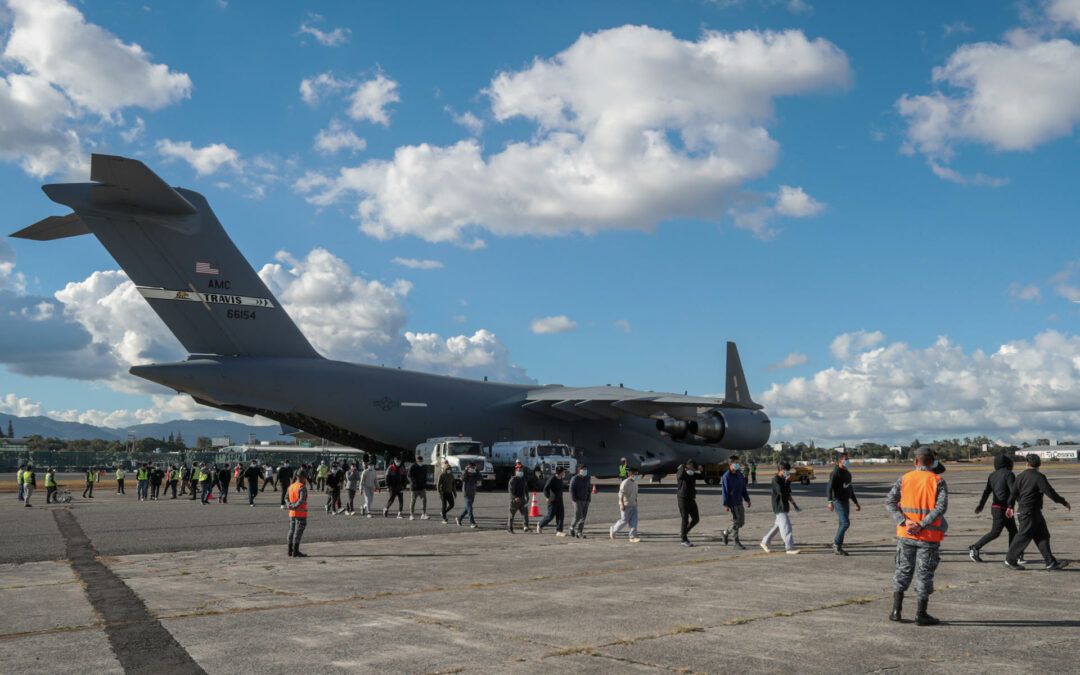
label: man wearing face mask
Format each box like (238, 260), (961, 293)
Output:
(676, 461), (703, 547)
(721, 455), (751, 549)
(568, 465), (592, 538)
(507, 466), (531, 533)
(408, 455), (429, 520)
(827, 453), (861, 556)
(456, 462), (480, 528)
(761, 462), (800, 554)
(610, 467), (641, 543)
(383, 457), (406, 518)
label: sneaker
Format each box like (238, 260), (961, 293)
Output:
(507, 528), (514, 534)
(470, 523), (478, 529)
(383, 508), (389, 517)
(610, 529), (616, 541)
(629, 537), (642, 543)
(579, 533), (587, 539)
(536, 524), (543, 534)
(1003, 559), (1024, 570)
(442, 519), (448, 524)
(397, 513), (403, 519)
(968, 547), (982, 563)
(786, 549), (801, 555)
(456, 516), (463, 526)
(734, 541), (745, 550)
(681, 541), (693, 547)
(760, 543), (771, 553)
(366, 513), (372, 518)
(1046, 559), (1070, 571)
(721, 530), (730, 545)
(280, 505), (286, 510)
(834, 544), (849, 556)
(409, 515), (415, 521)
(555, 531), (567, 537)
(420, 514), (430, 520)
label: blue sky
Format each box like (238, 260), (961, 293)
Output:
(2, 0), (1080, 443)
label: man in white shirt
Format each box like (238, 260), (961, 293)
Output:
(610, 467), (642, 543)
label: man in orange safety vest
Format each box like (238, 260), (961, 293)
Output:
(885, 446), (948, 626)
(287, 470), (310, 558)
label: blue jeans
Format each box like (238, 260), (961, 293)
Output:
(201, 482), (212, 503)
(538, 501), (565, 531)
(834, 500), (851, 546)
(137, 480), (148, 500)
(458, 494), (476, 524)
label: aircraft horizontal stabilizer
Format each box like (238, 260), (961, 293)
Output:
(10, 213), (90, 241)
(88, 154), (197, 214)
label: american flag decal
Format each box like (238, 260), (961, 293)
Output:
(195, 261), (219, 275)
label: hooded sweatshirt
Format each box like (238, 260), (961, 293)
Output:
(976, 454), (1015, 510)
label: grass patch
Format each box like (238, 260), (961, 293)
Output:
(545, 646), (595, 658)
(719, 617), (749, 626)
(672, 624), (704, 634)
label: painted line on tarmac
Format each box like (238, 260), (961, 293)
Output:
(52, 509), (206, 675)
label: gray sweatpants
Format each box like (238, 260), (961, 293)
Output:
(362, 487), (375, 513)
(571, 499), (590, 534)
(410, 490), (427, 515)
(724, 504), (746, 540)
(22, 485), (33, 506)
(611, 505), (638, 539)
(762, 512), (794, 550)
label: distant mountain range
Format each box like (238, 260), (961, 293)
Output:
(0, 414), (288, 444)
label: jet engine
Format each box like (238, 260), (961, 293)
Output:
(655, 416), (690, 439)
(688, 408), (771, 449)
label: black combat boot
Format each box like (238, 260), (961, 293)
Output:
(293, 546), (308, 558)
(287, 543), (294, 557)
(889, 592), (903, 621)
(915, 598), (939, 626)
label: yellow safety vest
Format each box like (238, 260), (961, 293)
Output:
(116, 469), (125, 480)
(86, 471), (95, 482)
(17, 469), (24, 484)
(45, 472), (56, 488)
(137, 468), (148, 480)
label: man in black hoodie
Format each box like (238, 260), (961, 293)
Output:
(676, 461), (703, 547)
(537, 467), (566, 535)
(969, 454), (1016, 562)
(1004, 454), (1071, 570)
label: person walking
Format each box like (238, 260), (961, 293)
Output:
(136, 463), (149, 501)
(344, 463), (360, 515)
(761, 462), (801, 555)
(166, 465), (179, 499)
(233, 465), (243, 494)
(456, 462), (480, 528)
(22, 465), (35, 507)
(408, 456), (429, 520)
(1004, 454), (1071, 571)
(179, 464), (191, 497)
(45, 468), (58, 504)
(217, 464), (231, 504)
(383, 457), (406, 518)
(885, 447), (947, 626)
(316, 461), (328, 492)
(676, 461), (702, 547)
(507, 466), (531, 533)
(537, 466), (567, 536)
(188, 464), (199, 501)
(150, 465), (164, 500)
(16, 463), (26, 502)
(827, 453), (861, 556)
(276, 460), (293, 509)
(360, 460), (378, 517)
(568, 464), (591, 538)
(721, 455), (751, 549)
(81, 467), (96, 499)
(610, 467), (641, 542)
(437, 461), (456, 524)
(242, 460), (259, 507)
(199, 463), (213, 504)
(325, 462), (343, 515)
(260, 464), (276, 492)
(286, 470), (309, 558)
(969, 454), (1017, 562)
(115, 466), (126, 495)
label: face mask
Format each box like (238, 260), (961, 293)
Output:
(783, 471), (791, 478)
(932, 460), (940, 469)
(843, 460), (850, 468)
(731, 463), (740, 471)
(417, 461), (423, 465)
(686, 470), (695, 476)
(581, 470), (588, 477)
(516, 471), (523, 478)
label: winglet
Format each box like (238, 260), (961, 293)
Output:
(725, 341), (763, 410)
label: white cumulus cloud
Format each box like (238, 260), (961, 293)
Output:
(761, 330), (1080, 444)
(295, 26), (850, 245)
(830, 330), (885, 360)
(347, 73), (400, 125)
(0, 0), (190, 177)
(531, 315), (577, 335)
(765, 352), (808, 371)
(298, 18), (350, 47)
(314, 119), (367, 155)
(156, 139), (243, 176)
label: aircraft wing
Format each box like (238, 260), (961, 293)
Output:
(522, 385), (725, 422)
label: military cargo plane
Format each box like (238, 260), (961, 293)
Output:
(12, 155), (770, 477)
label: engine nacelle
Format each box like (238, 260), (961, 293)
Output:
(656, 416), (690, 439)
(690, 408), (771, 449)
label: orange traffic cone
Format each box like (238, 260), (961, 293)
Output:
(528, 492), (541, 518)
(591, 484), (597, 495)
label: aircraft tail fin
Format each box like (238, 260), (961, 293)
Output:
(12, 154), (320, 359)
(725, 341), (763, 410)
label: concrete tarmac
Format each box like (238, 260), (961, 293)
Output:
(1, 464), (1077, 673)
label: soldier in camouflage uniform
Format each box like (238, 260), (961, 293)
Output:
(885, 447), (948, 626)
